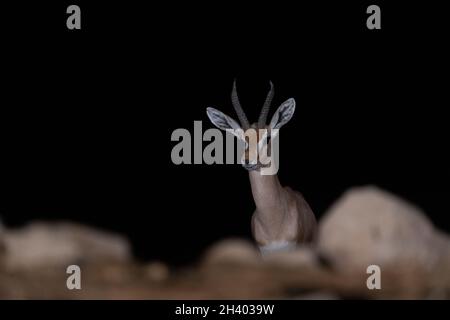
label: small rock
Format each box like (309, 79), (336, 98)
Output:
(202, 238), (260, 266)
(145, 261), (170, 282)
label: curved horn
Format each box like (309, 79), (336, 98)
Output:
(231, 79), (250, 130)
(258, 81), (274, 127)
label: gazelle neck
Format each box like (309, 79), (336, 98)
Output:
(248, 170), (284, 215)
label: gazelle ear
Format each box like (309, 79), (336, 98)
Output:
(206, 107), (242, 131)
(269, 98), (296, 129)
(206, 107), (246, 143)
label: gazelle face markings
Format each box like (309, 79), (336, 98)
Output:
(242, 125), (273, 171)
(206, 80), (296, 173)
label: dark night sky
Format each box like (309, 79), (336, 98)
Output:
(1, 2), (449, 265)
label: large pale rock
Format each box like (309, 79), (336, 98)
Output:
(317, 186), (450, 297)
(2, 221), (131, 270)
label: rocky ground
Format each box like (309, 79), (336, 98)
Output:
(1, 186), (449, 299)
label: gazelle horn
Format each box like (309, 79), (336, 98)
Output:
(231, 79), (250, 130)
(258, 81), (274, 127)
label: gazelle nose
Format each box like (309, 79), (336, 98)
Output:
(243, 163), (260, 171)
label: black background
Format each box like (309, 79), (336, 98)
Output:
(1, 1), (449, 266)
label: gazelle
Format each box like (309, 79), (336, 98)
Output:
(206, 80), (317, 254)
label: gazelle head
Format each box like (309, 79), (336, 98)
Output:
(206, 80), (296, 172)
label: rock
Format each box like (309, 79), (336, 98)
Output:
(425, 230), (450, 298)
(145, 261), (170, 282)
(202, 238), (260, 266)
(2, 221), (131, 270)
(317, 186), (450, 297)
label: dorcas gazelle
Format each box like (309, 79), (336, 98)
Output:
(206, 80), (317, 255)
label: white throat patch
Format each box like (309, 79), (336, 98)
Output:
(259, 241), (297, 256)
